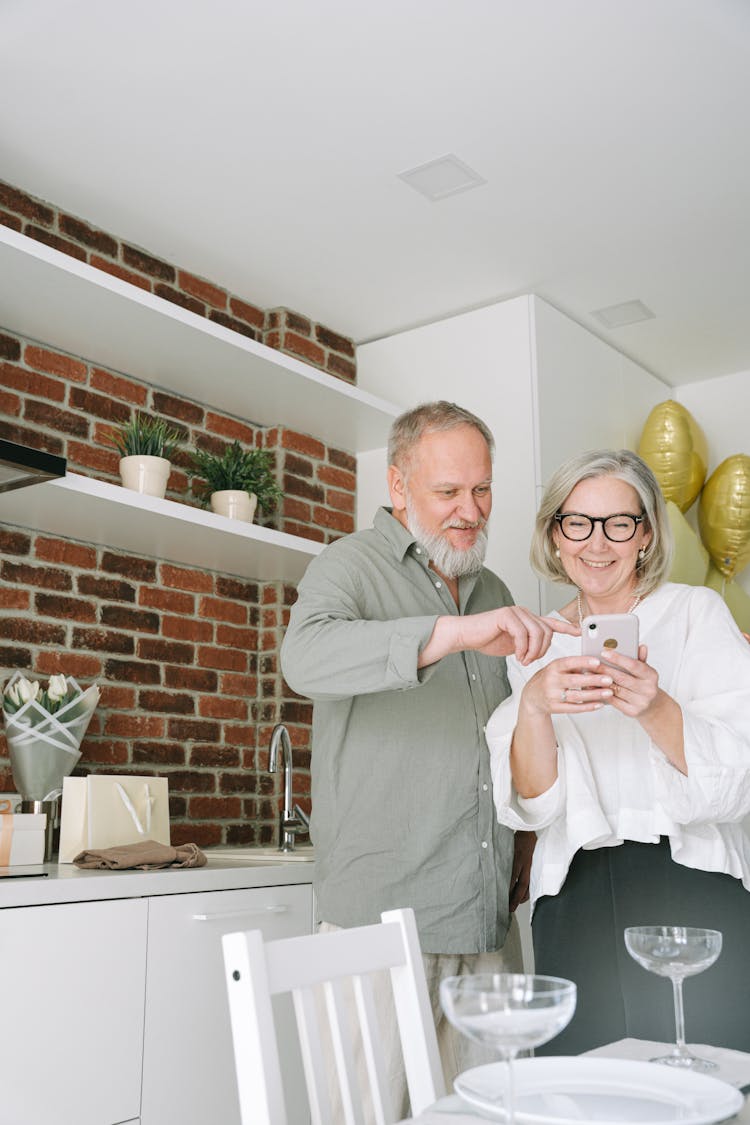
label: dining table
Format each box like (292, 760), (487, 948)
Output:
(400, 1039), (750, 1123)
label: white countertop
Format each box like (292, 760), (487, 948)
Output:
(0, 847), (314, 908)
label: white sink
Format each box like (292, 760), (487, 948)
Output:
(205, 846), (314, 866)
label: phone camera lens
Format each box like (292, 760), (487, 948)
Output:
(588, 623), (597, 631)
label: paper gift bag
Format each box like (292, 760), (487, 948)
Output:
(58, 774), (170, 863)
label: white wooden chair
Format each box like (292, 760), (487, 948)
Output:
(222, 906), (445, 1125)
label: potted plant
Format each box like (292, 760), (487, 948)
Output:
(109, 413), (183, 499)
(189, 441), (282, 522)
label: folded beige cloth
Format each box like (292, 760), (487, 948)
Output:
(73, 839), (207, 870)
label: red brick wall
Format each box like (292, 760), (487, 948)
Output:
(0, 181), (355, 847)
(0, 526), (302, 847)
(0, 180), (357, 385)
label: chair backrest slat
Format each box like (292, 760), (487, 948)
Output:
(324, 976), (366, 1125)
(352, 971), (393, 1125)
(292, 984), (333, 1125)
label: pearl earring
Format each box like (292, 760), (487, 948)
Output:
(554, 548), (561, 558)
(638, 548), (646, 560)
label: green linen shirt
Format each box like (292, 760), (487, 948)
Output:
(280, 507), (516, 954)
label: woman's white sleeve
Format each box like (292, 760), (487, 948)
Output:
(651, 591), (750, 824)
(487, 661), (563, 830)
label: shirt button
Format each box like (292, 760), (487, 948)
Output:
(415, 547), (422, 554)
(471, 673), (476, 681)
(482, 783), (489, 791)
(435, 581), (442, 589)
(481, 841), (488, 849)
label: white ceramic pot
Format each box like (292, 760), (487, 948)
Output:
(210, 489), (258, 522)
(118, 455), (171, 499)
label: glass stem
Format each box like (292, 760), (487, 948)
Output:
(503, 1050), (517, 1125)
(671, 976), (687, 1056)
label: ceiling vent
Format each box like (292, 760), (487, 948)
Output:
(591, 300), (655, 329)
(397, 154), (486, 201)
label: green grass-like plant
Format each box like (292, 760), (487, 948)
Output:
(110, 413), (183, 459)
(189, 441), (283, 514)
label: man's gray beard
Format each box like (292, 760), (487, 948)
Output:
(405, 497), (488, 579)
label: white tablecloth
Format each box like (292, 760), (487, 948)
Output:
(402, 1040), (750, 1123)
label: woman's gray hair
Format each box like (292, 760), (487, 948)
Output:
(530, 449), (673, 597)
(387, 401), (494, 475)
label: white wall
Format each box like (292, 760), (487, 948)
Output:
(357, 296), (540, 609)
(677, 370), (750, 594)
(532, 298), (669, 611)
(533, 299), (669, 482)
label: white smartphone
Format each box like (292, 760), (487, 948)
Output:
(581, 613), (639, 667)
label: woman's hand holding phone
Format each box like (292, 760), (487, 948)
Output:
(519, 654), (615, 717)
(593, 643), (661, 717)
(520, 613), (662, 718)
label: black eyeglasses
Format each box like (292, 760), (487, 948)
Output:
(554, 512), (645, 542)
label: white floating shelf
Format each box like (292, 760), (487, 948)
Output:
(0, 474), (323, 583)
(0, 226), (399, 452)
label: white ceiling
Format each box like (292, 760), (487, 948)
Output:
(1, 0), (749, 387)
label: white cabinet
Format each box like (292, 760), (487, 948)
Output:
(141, 882), (313, 1125)
(0, 897), (148, 1125)
(0, 867), (314, 1125)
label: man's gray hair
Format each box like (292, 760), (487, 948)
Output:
(530, 448), (673, 598)
(387, 401), (495, 475)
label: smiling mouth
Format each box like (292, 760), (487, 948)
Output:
(581, 559), (615, 568)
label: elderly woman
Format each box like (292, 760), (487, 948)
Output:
(487, 449), (750, 1055)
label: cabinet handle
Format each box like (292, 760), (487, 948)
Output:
(191, 905), (290, 922)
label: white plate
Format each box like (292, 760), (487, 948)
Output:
(454, 1056), (744, 1124)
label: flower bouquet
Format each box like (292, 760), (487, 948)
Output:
(1, 673), (100, 801)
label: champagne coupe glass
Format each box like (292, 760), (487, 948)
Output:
(624, 926), (722, 1071)
(440, 973), (576, 1124)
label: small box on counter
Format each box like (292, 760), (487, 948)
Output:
(0, 812), (46, 866)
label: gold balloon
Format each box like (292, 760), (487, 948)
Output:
(705, 563), (750, 633)
(638, 400), (708, 512)
(698, 455), (750, 578)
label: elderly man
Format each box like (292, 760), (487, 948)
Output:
(281, 400), (575, 1113)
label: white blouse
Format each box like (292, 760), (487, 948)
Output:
(487, 583), (750, 910)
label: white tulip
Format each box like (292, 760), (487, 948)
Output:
(47, 674), (68, 701)
(17, 677), (40, 704)
(3, 681), (21, 707)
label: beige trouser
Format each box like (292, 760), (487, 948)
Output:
(317, 914), (523, 1124)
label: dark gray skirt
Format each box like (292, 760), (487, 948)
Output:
(532, 839), (750, 1055)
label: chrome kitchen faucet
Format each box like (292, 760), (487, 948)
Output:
(268, 723), (309, 852)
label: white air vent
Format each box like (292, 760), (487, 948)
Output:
(591, 300), (655, 329)
(397, 154), (486, 201)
